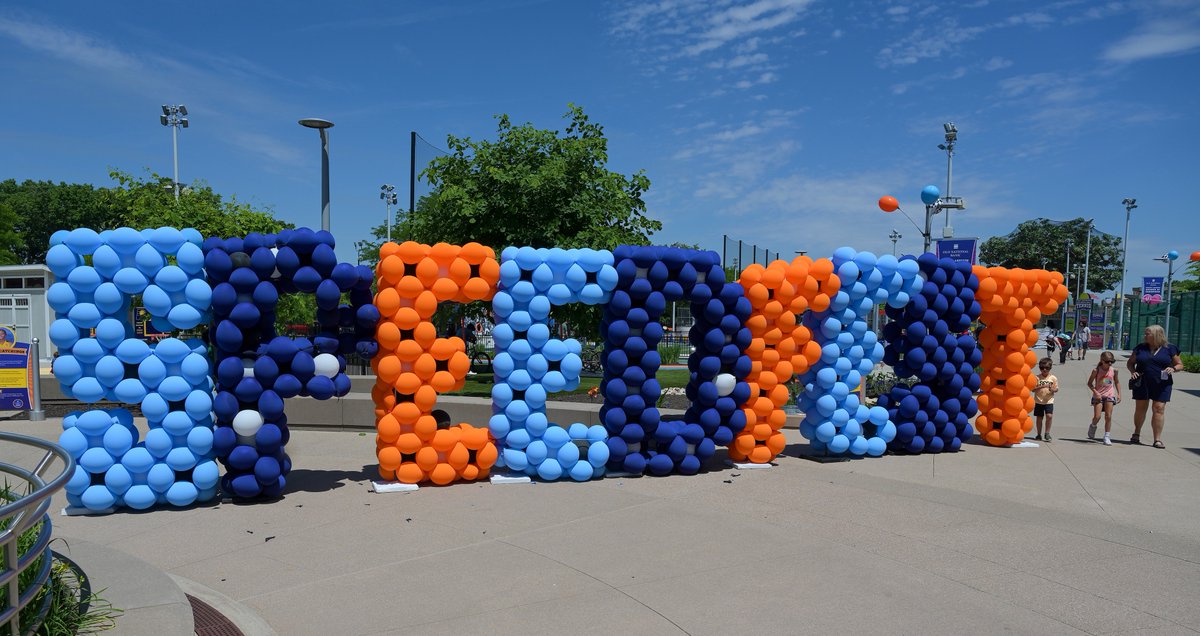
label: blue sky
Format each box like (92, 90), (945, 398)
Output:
(1, 0), (1197, 294)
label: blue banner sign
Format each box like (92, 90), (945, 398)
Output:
(1142, 277), (1164, 304)
(934, 238), (977, 266)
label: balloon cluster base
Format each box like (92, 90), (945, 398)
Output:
(604, 470), (643, 478)
(371, 480), (420, 493)
(725, 460), (774, 470)
(489, 473), (533, 485)
(61, 505), (116, 517)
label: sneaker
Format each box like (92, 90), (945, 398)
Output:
(1035, 434), (1043, 441)
(1044, 434), (1052, 442)
(1103, 435), (1112, 446)
(1087, 424), (1097, 439)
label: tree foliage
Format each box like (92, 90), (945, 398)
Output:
(0, 203), (22, 265)
(360, 104), (660, 263)
(979, 217), (1124, 294)
(0, 179), (125, 264)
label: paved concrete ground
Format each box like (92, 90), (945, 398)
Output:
(5, 351), (1199, 635)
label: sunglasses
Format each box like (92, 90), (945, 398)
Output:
(1101, 361), (1112, 365)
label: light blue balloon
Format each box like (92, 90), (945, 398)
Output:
(828, 434), (851, 454)
(525, 440), (548, 464)
(114, 378), (147, 403)
(921, 185), (941, 205)
(166, 446), (197, 471)
(867, 438), (887, 457)
(58, 427), (88, 457)
(1168, 250), (1179, 261)
(488, 413), (511, 439)
(141, 392), (169, 422)
(121, 446), (155, 474)
(134, 243), (165, 276)
(138, 356), (167, 388)
(154, 265), (189, 292)
(501, 448), (528, 471)
(176, 242), (205, 274)
(123, 485), (156, 510)
(95, 355), (124, 387)
(72, 378), (106, 403)
(192, 459), (219, 489)
(147, 462), (175, 492)
(80, 446), (115, 473)
(569, 460), (593, 481)
(536, 460), (563, 481)
(92, 244), (122, 279)
(45, 244), (79, 278)
(184, 278), (212, 309)
(112, 267), (149, 295)
(142, 284), (172, 317)
(849, 435), (870, 456)
(163, 411), (194, 436)
(815, 421), (836, 442)
(102, 423), (134, 457)
(165, 481), (198, 507)
(105, 465), (132, 494)
(93, 283), (125, 316)
(65, 228), (102, 255)
(67, 266), (105, 293)
(67, 303), (102, 329)
(49, 319), (80, 350)
(115, 338), (151, 364)
(158, 376), (192, 402)
(180, 227), (203, 246)
(524, 412), (548, 437)
(149, 227), (185, 254)
(587, 438), (610, 465)
(108, 227), (145, 255)
(80, 485), (116, 511)
(168, 304), (203, 330)
(145, 429), (173, 460)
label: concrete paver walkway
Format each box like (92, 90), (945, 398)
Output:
(6, 352), (1199, 635)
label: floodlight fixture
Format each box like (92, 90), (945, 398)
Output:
(299, 118), (335, 232)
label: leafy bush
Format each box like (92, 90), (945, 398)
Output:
(1182, 354), (1200, 374)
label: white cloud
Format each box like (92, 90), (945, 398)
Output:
(0, 11), (308, 169)
(733, 71), (778, 89)
(1103, 20), (1200, 62)
(983, 56), (1012, 71)
(708, 52), (770, 68)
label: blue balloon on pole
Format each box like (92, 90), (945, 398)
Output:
(921, 185), (941, 205)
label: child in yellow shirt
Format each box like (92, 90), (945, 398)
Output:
(1034, 357), (1059, 441)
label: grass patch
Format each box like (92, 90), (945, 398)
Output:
(445, 369), (693, 398)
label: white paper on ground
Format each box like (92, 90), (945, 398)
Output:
(725, 460), (775, 469)
(489, 472), (532, 482)
(489, 474), (532, 484)
(371, 480), (419, 493)
(1010, 441), (1040, 448)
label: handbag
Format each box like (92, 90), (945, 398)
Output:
(1129, 374), (1142, 391)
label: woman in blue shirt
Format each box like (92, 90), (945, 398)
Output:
(1126, 325), (1184, 448)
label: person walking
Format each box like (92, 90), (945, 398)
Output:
(1077, 320), (1091, 360)
(1033, 357), (1058, 441)
(1057, 330), (1072, 364)
(1086, 351), (1121, 445)
(1127, 325), (1184, 448)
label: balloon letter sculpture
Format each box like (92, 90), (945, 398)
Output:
(879, 254), (982, 453)
(600, 246), (752, 475)
(490, 247), (616, 481)
(734, 256), (832, 463)
(204, 229), (377, 498)
(47, 227), (217, 511)
(797, 248), (922, 456)
(373, 242), (499, 485)
(972, 266), (1067, 446)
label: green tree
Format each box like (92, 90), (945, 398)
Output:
(108, 170), (285, 238)
(1174, 257), (1200, 293)
(0, 203), (22, 265)
(0, 179), (124, 264)
(979, 218), (1124, 294)
(359, 104), (659, 261)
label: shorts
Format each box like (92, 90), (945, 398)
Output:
(1033, 403), (1054, 416)
(1091, 396), (1117, 406)
(1132, 378), (1172, 403)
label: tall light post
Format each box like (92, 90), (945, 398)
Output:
(380, 184), (397, 242)
(1153, 251), (1180, 338)
(1116, 198), (1137, 349)
(1082, 218), (1093, 296)
(889, 229), (902, 256)
(299, 118), (334, 232)
(936, 122), (957, 238)
(1060, 238), (1074, 329)
(159, 104), (188, 201)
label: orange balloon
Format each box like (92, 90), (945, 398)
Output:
(1191, 251), (1200, 262)
(878, 195), (900, 212)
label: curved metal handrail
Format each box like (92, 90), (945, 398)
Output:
(0, 432), (74, 636)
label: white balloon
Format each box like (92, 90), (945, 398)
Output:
(715, 373), (737, 397)
(243, 360), (255, 378)
(232, 410), (264, 437)
(313, 353), (339, 378)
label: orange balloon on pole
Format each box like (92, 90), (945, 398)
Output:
(1191, 251), (1200, 262)
(878, 196), (900, 212)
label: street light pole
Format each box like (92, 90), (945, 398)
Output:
(1154, 251), (1180, 339)
(1117, 198), (1136, 349)
(1082, 219), (1093, 296)
(1061, 238), (1073, 329)
(380, 184), (397, 242)
(937, 122), (957, 237)
(889, 229), (902, 257)
(299, 118), (335, 232)
(159, 104), (188, 201)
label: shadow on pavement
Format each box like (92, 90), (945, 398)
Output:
(283, 465), (375, 493)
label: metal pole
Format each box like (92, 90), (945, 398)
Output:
(319, 128), (330, 233)
(738, 240), (743, 272)
(172, 124), (180, 201)
(386, 197), (392, 243)
(1165, 262), (1174, 339)
(29, 338), (44, 421)
(1061, 241), (1072, 329)
(409, 131), (417, 217)
(923, 205), (933, 253)
(1117, 205), (1132, 349)
(722, 234), (727, 268)
(944, 143), (953, 233)
(1083, 219), (1092, 295)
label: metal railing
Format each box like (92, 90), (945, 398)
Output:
(0, 433), (74, 636)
